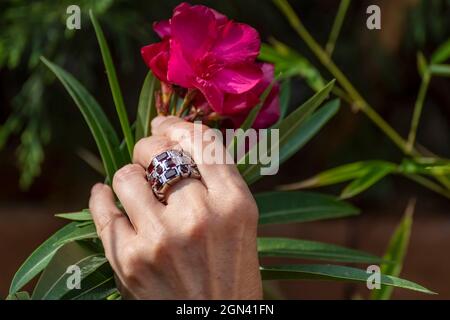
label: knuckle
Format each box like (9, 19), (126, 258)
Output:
(134, 137), (175, 162)
(133, 138), (148, 159)
(223, 191), (258, 225)
(150, 234), (171, 260)
(152, 139), (177, 154)
(113, 164), (139, 187)
(120, 245), (144, 281)
(183, 217), (209, 241)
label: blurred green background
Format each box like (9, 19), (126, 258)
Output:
(0, 0), (449, 299)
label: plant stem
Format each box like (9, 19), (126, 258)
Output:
(404, 174), (450, 200)
(326, 0), (351, 57)
(177, 89), (196, 117)
(273, 0), (413, 155)
(406, 72), (431, 154)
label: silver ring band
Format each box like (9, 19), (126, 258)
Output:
(146, 149), (201, 202)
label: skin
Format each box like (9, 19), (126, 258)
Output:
(88, 115), (263, 299)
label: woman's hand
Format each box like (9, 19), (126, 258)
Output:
(88, 116), (262, 299)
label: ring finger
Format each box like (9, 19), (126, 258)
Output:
(133, 135), (206, 205)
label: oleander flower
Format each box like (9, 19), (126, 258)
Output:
(141, 2), (280, 128)
(228, 62), (280, 129)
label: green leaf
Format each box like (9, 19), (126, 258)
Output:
(238, 82), (337, 185)
(258, 238), (382, 263)
(340, 163), (396, 199)
(255, 191), (359, 225)
(431, 38), (450, 64)
(55, 209), (92, 221)
(278, 160), (396, 190)
(32, 241), (108, 300)
(278, 78), (291, 120)
(135, 71), (159, 141)
(228, 79), (278, 159)
(89, 10), (134, 159)
(242, 81), (277, 132)
(371, 201), (414, 300)
(260, 264), (435, 294)
(259, 41), (325, 91)
(70, 276), (116, 300)
(429, 64), (450, 77)
(6, 291), (31, 300)
(9, 222), (97, 294)
(41, 57), (125, 181)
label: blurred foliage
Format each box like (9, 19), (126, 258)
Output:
(405, 0), (450, 50)
(0, 0), (449, 190)
(0, 0), (153, 188)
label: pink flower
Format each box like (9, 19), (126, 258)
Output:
(228, 63), (280, 129)
(141, 38), (170, 82)
(141, 2), (280, 128)
(142, 3), (261, 107)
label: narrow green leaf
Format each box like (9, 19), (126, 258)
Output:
(41, 57), (124, 181)
(9, 222), (97, 294)
(429, 64), (450, 77)
(238, 82), (337, 185)
(258, 237), (382, 263)
(371, 201), (414, 300)
(260, 264), (435, 294)
(89, 10), (134, 159)
(255, 191), (359, 225)
(340, 164), (396, 199)
(247, 99), (339, 184)
(70, 276), (116, 300)
(228, 79), (277, 157)
(6, 291), (31, 300)
(260, 41), (325, 91)
(278, 160), (396, 191)
(241, 80), (277, 132)
(431, 38), (450, 64)
(55, 209), (92, 221)
(278, 78), (291, 120)
(135, 71), (159, 141)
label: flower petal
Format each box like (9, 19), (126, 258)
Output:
(171, 3), (217, 60)
(210, 8), (228, 26)
(212, 21), (260, 63)
(212, 63), (262, 94)
(195, 78), (224, 113)
(223, 91), (260, 115)
(153, 20), (171, 38)
(167, 39), (196, 88)
(253, 88), (280, 129)
(141, 41), (170, 82)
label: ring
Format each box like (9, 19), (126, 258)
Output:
(146, 149), (201, 202)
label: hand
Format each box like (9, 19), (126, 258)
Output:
(88, 116), (262, 299)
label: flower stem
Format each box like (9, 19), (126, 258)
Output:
(326, 0), (351, 57)
(177, 89), (197, 117)
(406, 72), (431, 154)
(273, 0), (413, 155)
